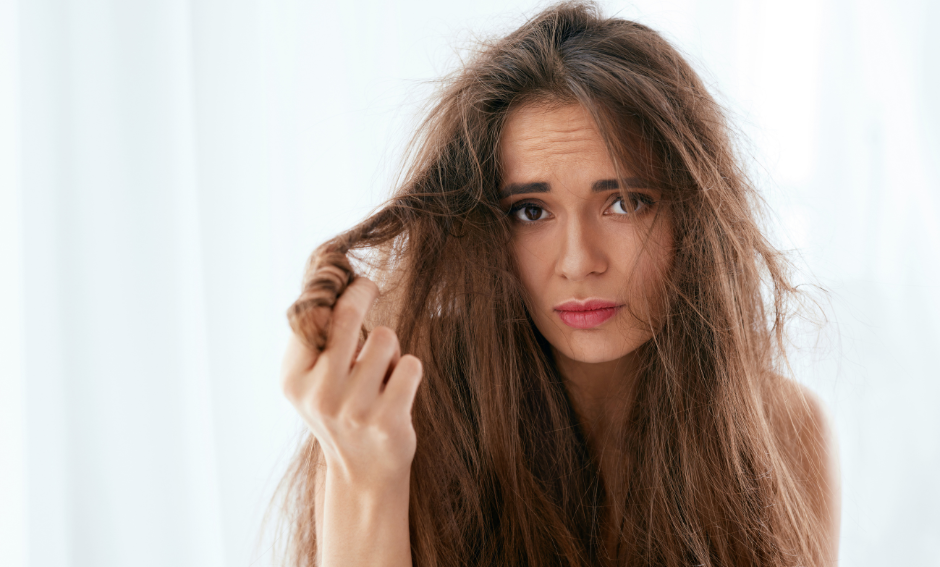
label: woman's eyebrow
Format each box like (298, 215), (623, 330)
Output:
(498, 177), (646, 198)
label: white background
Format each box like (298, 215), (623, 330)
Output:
(1, 0), (937, 565)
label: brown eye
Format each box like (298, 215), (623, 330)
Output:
(608, 194), (653, 215)
(509, 202), (548, 222)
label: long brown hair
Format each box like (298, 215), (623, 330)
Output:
(270, 2), (826, 565)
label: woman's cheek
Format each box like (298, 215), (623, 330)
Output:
(512, 234), (551, 294)
(637, 222), (674, 328)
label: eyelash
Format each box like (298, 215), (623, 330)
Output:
(507, 193), (655, 223)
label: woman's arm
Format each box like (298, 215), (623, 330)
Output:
(282, 277), (421, 567)
(309, 448), (412, 566)
(318, 465), (412, 566)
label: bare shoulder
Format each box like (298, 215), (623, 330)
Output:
(765, 374), (841, 562)
(767, 376), (836, 458)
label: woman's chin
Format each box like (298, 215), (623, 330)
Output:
(551, 340), (641, 366)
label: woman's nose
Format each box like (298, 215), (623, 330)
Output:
(555, 217), (607, 281)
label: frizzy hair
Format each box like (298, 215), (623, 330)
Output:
(268, 2), (828, 566)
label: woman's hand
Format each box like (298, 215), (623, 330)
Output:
(280, 276), (424, 488)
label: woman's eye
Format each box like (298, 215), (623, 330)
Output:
(608, 194), (652, 215)
(510, 202), (548, 222)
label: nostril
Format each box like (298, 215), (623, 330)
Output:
(556, 234), (607, 281)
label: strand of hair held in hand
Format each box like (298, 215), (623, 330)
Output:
(286, 245), (368, 353)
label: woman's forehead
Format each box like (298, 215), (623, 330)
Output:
(499, 103), (616, 179)
(501, 103), (600, 150)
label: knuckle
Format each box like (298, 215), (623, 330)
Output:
(371, 422), (397, 443)
(280, 372), (304, 401)
(341, 407), (371, 428)
(332, 299), (364, 323)
(336, 278), (378, 313)
(305, 388), (337, 418)
(355, 276), (379, 296)
(363, 409), (394, 431)
(374, 412), (412, 439)
(369, 326), (399, 349)
(399, 355), (423, 378)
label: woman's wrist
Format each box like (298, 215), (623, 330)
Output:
(321, 469), (412, 566)
(324, 467), (411, 510)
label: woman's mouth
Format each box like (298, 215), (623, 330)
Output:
(554, 299), (622, 329)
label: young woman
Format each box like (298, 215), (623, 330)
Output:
(275, 2), (840, 566)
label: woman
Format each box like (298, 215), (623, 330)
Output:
(274, 2), (840, 566)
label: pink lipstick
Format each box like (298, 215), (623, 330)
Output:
(554, 299), (622, 329)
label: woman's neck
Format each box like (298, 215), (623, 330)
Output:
(553, 349), (639, 454)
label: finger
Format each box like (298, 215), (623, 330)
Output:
(280, 332), (319, 402)
(322, 276), (379, 372)
(378, 354), (423, 418)
(346, 326), (401, 416)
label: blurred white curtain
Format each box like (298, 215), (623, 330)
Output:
(0, 0), (937, 566)
(4, 1), (228, 565)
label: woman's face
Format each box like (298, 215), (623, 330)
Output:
(498, 102), (673, 368)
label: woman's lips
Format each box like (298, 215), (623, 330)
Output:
(554, 299), (622, 329)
